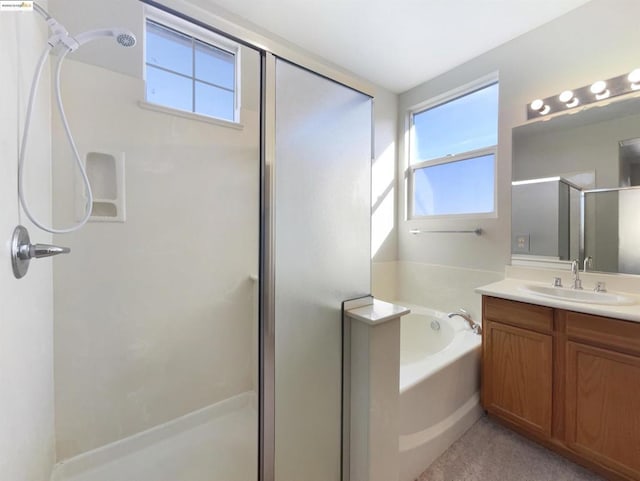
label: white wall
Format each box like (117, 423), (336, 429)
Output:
(383, 0), (640, 317)
(0, 8), (56, 481)
(47, 1), (261, 458)
(50, 52), (260, 458)
(372, 89), (399, 263)
(371, 89), (399, 300)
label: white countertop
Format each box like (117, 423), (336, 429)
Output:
(476, 278), (640, 323)
(345, 299), (411, 326)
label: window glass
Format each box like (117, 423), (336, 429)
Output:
(146, 65), (193, 112)
(146, 21), (192, 76)
(195, 41), (235, 90)
(412, 82), (498, 164)
(413, 153), (495, 216)
(409, 80), (498, 218)
(145, 18), (237, 122)
(195, 82), (234, 120)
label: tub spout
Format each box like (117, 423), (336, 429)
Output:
(447, 309), (482, 335)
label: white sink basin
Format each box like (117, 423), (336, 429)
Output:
(521, 285), (636, 306)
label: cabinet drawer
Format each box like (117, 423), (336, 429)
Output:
(483, 296), (553, 333)
(565, 311), (640, 356)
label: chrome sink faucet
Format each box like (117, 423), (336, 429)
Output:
(447, 308), (482, 335)
(571, 260), (583, 290)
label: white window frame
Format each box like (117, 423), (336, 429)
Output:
(141, 5), (242, 126)
(406, 73), (499, 220)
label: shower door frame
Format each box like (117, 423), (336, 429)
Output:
(260, 51), (276, 481)
(140, 3), (374, 480)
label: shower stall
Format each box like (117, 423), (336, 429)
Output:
(48, 2), (262, 479)
(2, 1), (373, 480)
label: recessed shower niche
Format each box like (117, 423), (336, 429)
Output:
(82, 151), (125, 222)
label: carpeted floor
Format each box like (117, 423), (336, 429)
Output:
(417, 416), (604, 481)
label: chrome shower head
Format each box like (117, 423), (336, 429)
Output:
(116, 32), (136, 48)
(74, 29), (137, 48)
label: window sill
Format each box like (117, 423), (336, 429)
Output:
(137, 101), (244, 130)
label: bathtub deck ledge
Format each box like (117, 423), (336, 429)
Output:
(346, 299), (411, 325)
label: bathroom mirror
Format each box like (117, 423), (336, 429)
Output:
(511, 94), (640, 275)
(583, 186), (640, 274)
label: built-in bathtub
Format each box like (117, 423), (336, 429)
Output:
(397, 303), (482, 481)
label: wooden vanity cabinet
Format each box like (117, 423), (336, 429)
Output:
(563, 310), (640, 480)
(482, 299), (553, 438)
(482, 296), (640, 481)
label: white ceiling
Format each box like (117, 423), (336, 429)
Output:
(204, 0), (592, 93)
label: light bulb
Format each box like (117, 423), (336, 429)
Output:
(629, 69), (640, 90)
(530, 99), (544, 111)
(559, 90), (574, 103)
(590, 80), (607, 94)
(628, 69), (640, 83)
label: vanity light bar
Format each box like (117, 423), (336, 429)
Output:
(527, 68), (640, 120)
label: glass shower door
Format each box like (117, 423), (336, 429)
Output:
(272, 58), (373, 481)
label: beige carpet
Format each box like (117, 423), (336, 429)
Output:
(417, 416), (604, 481)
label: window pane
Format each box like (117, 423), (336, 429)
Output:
(195, 81), (234, 121)
(413, 154), (494, 216)
(195, 40), (235, 90)
(412, 83), (498, 163)
(146, 21), (192, 76)
(146, 66), (193, 112)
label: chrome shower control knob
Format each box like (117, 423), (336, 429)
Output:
(11, 225), (71, 279)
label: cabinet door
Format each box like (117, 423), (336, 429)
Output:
(483, 320), (553, 437)
(566, 341), (640, 479)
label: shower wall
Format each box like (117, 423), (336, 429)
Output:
(0, 10), (56, 481)
(51, 52), (260, 459)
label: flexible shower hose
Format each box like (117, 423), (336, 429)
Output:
(18, 44), (94, 234)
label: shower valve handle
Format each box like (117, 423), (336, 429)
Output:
(21, 244), (71, 259)
(11, 225), (71, 279)
(23, 243), (71, 259)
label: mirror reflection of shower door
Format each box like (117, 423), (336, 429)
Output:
(48, 3), (261, 480)
(273, 58), (372, 481)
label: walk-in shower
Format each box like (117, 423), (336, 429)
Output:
(6, 1), (372, 480)
(19, 3), (136, 234)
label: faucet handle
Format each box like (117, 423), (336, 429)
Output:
(594, 281), (607, 293)
(553, 277), (563, 287)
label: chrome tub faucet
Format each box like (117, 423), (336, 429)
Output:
(447, 308), (482, 335)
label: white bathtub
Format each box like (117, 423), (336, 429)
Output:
(397, 303), (482, 481)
